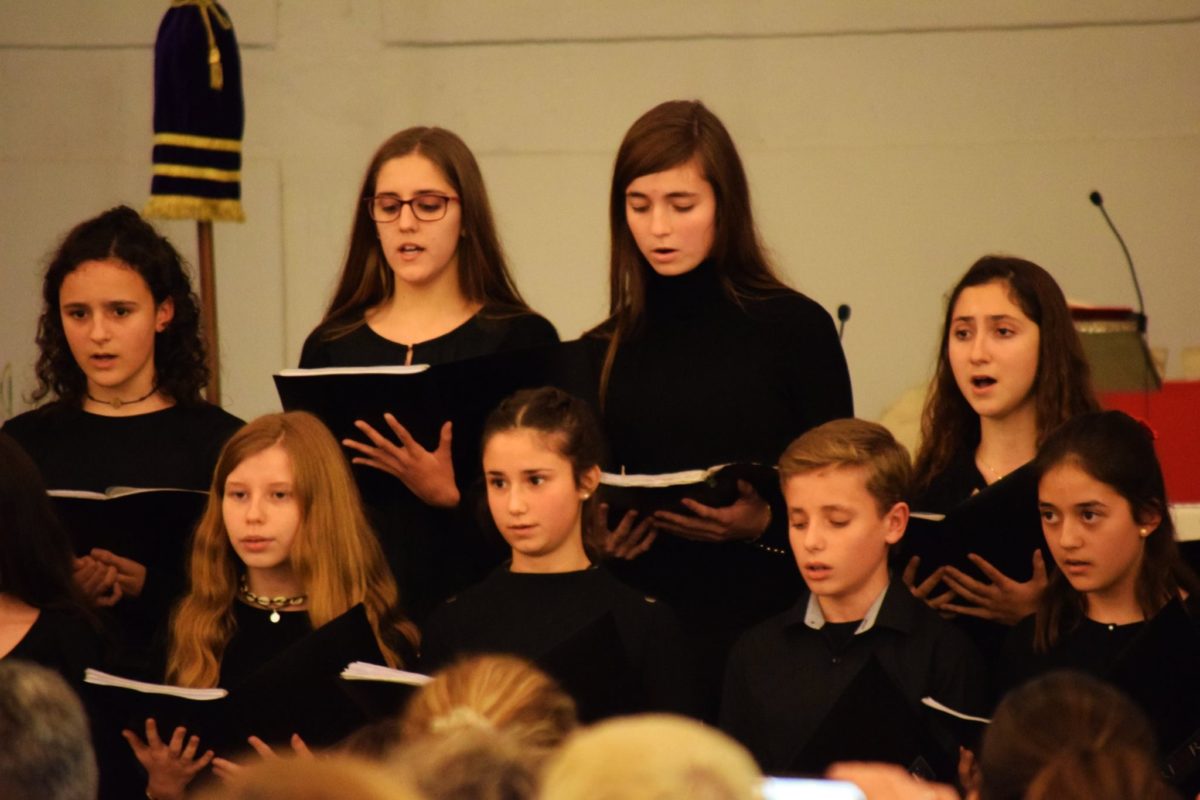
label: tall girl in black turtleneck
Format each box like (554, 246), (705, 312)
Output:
(589, 100), (852, 712)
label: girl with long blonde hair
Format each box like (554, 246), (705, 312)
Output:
(166, 411), (417, 688)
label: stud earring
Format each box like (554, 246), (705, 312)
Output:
(1139, 527), (1150, 536)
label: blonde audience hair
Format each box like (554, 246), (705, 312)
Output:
(777, 418), (912, 514)
(166, 411), (418, 687)
(538, 714), (762, 800)
(195, 755), (417, 800)
(400, 654), (577, 756)
(390, 727), (539, 800)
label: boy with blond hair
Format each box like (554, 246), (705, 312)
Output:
(719, 419), (985, 774)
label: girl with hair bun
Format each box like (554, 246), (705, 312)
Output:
(421, 387), (697, 721)
(590, 99), (852, 710)
(299, 127), (559, 621)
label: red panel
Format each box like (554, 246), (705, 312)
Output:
(1100, 382), (1200, 502)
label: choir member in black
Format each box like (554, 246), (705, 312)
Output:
(588, 100), (852, 710)
(721, 419), (986, 775)
(422, 387), (697, 721)
(298, 127), (558, 621)
(2, 207), (242, 657)
(0, 433), (102, 685)
(1003, 411), (1200, 792)
(123, 412), (418, 800)
(902, 257), (1099, 673)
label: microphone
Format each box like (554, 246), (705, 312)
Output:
(1088, 190), (1146, 331)
(836, 304), (851, 341)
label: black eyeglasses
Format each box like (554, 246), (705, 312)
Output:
(365, 193), (459, 223)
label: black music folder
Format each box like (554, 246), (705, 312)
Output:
(597, 462), (779, 525)
(788, 657), (959, 780)
(273, 340), (597, 485)
(84, 603), (384, 755)
(902, 464), (1044, 585)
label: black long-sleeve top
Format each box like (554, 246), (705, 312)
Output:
(720, 580), (987, 774)
(421, 564), (700, 722)
(598, 261), (852, 659)
(298, 309), (560, 623)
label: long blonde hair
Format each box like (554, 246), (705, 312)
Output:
(167, 411), (418, 687)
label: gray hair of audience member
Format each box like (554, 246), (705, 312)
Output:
(0, 660), (98, 800)
(538, 714), (762, 800)
(390, 726), (539, 800)
(976, 670), (1162, 800)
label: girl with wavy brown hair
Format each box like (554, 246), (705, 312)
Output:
(2, 206), (242, 646)
(905, 256), (1100, 629)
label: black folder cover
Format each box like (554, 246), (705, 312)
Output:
(597, 462), (779, 526)
(788, 657), (957, 780)
(902, 464), (1044, 584)
(274, 340), (597, 486)
(47, 487), (207, 579)
(85, 604), (383, 755)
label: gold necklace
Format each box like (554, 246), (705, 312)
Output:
(239, 577), (307, 623)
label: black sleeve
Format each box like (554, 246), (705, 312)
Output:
(776, 295), (854, 429)
(299, 328), (332, 369)
(417, 600), (460, 673)
(635, 602), (703, 718)
(498, 313), (560, 352)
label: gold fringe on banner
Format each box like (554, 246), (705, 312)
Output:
(143, 195), (245, 223)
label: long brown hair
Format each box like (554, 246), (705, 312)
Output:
(912, 255), (1099, 498)
(978, 670), (1160, 800)
(1031, 410), (1199, 651)
(166, 412), (417, 687)
(313, 127), (532, 340)
(594, 100), (791, 402)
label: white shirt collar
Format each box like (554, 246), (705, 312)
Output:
(804, 583), (890, 635)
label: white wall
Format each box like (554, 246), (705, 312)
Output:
(3, 1), (1198, 424)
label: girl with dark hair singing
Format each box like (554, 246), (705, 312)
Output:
(299, 127), (558, 620)
(905, 256), (1100, 629)
(589, 100), (852, 709)
(3, 206), (242, 635)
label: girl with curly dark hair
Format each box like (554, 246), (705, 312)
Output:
(3, 206), (242, 638)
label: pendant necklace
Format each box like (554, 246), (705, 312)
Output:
(239, 577), (307, 623)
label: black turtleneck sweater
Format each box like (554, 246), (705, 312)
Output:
(598, 261), (853, 705)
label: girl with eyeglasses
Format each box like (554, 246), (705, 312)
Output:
(588, 100), (853, 714)
(300, 127), (558, 620)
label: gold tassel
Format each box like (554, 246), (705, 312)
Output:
(209, 45), (223, 91)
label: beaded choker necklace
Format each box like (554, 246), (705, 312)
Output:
(86, 385), (158, 410)
(239, 577), (307, 623)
